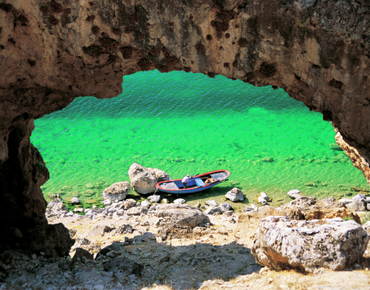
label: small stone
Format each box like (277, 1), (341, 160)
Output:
(148, 194), (160, 203)
(65, 211), (74, 217)
(71, 197), (80, 204)
(287, 189), (302, 199)
(141, 200), (150, 207)
(74, 208), (84, 213)
(220, 203), (232, 212)
(94, 285), (104, 290)
(243, 204), (258, 213)
(204, 205), (223, 215)
(268, 278), (274, 284)
(206, 200), (218, 207)
(260, 192), (269, 200)
(225, 187), (244, 202)
(258, 196), (268, 205)
(102, 199), (112, 206)
(173, 198), (185, 204)
(162, 198), (168, 203)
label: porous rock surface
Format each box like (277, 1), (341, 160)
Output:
(252, 216), (370, 272)
(102, 181), (130, 201)
(1, 0), (370, 253)
(128, 163), (159, 194)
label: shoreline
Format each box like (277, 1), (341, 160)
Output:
(1, 194), (370, 289)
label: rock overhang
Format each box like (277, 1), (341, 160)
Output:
(1, 0), (370, 253)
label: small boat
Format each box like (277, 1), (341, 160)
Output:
(155, 170), (230, 194)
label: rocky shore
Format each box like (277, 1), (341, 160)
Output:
(2, 189), (370, 289)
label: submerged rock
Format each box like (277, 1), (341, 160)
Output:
(102, 181), (130, 201)
(252, 216), (369, 272)
(225, 188), (244, 202)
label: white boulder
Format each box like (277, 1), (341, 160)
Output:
(173, 198), (186, 205)
(287, 189), (302, 199)
(225, 188), (244, 202)
(148, 194), (161, 203)
(252, 216), (369, 272)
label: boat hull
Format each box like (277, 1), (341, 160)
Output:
(155, 170), (230, 194)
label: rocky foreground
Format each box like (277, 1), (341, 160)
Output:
(1, 194), (370, 289)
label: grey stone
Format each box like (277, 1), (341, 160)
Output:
(225, 188), (244, 202)
(128, 163), (169, 194)
(339, 198), (353, 205)
(115, 224), (134, 234)
(88, 225), (114, 237)
(287, 189), (302, 199)
(119, 198), (137, 210)
(243, 204), (258, 213)
(206, 200), (218, 207)
(352, 193), (366, 201)
(153, 204), (210, 228)
(71, 197), (80, 204)
(72, 248), (93, 263)
(346, 199), (366, 212)
(173, 198), (185, 204)
(148, 194), (160, 203)
(204, 205), (223, 215)
(102, 199), (111, 206)
(220, 203), (232, 212)
(126, 206), (148, 216)
(102, 181), (130, 201)
(103, 256), (143, 276)
(252, 216), (369, 272)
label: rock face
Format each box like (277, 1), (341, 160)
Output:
(1, 0), (370, 254)
(252, 216), (369, 272)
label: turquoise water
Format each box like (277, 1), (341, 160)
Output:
(31, 70), (370, 209)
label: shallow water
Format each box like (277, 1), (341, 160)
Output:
(31, 70), (370, 209)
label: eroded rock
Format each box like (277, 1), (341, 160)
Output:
(102, 181), (130, 201)
(252, 216), (369, 272)
(225, 188), (244, 202)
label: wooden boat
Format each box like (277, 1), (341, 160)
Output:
(155, 170), (230, 194)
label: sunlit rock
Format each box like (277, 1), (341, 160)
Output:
(252, 216), (369, 272)
(225, 188), (244, 202)
(102, 181), (130, 201)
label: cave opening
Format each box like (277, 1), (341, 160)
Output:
(30, 70), (370, 211)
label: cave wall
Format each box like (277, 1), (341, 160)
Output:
(1, 0), (370, 254)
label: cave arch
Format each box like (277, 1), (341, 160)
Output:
(1, 0), (370, 254)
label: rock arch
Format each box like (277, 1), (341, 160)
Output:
(1, 0), (370, 254)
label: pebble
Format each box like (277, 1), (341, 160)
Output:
(173, 198), (186, 204)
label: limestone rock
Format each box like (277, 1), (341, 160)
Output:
(225, 188), (244, 202)
(102, 181), (130, 201)
(120, 198), (137, 210)
(173, 198), (185, 204)
(204, 205), (223, 215)
(88, 225), (114, 237)
(141, 200), (150, 207)
(148, 194), (160, 203)
(71, 197), (80, 204)
(353, 193), (366, 201)
(146, 168), (171, 182)
(258, 196), (268, 205)
(345, 199), (367, 212)
(206, 200), (218, 207)
(252, 216), (369, 272)
(284, 197), (361, 224)
(220, 203), (232, 212)
(287, 189), (302, 199)
(243, 204), (258, 213)
(128, 163), (159, 194)
(153, 204), (210, 228)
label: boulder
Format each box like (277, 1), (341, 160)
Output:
(102, 181), (130, 201)
(225, 188), (244, 202)
(252, 216), (369, 272)
(152, 204), (210, 228)
(345, 199), (367, 212)
(128, 163), (169, 194)
(284, 197), (361, 224)
(353, 193), (366, 201)
(146, 167), (171, 182)
(287, 189), (302, 199)
(47, 199), (68, 212)
(102, 256), (143, 276)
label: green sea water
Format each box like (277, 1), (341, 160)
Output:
(31, 70), (370, 210)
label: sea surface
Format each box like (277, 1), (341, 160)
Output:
(31, 70), (370, 209)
